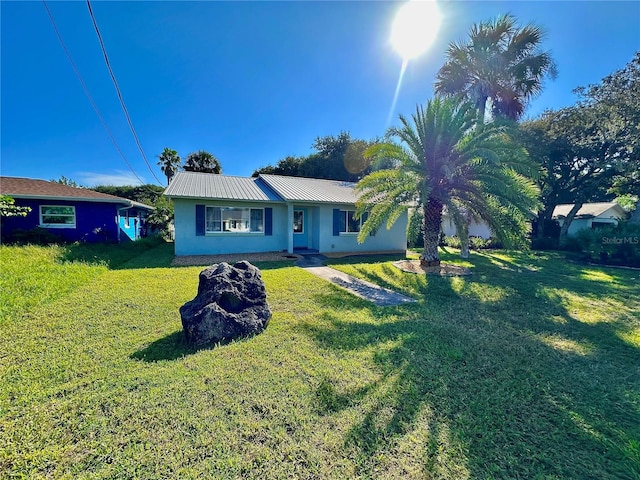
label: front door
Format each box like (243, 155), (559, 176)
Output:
(293, 208), (308, 249)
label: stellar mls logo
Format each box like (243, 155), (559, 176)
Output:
(602, 236), (639, 245)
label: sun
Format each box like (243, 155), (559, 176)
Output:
(391, 0), (441, 60)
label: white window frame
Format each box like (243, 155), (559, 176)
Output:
(39, 205), (76, 229)
(205, 206), (264, 234)
(339, 209), (362, 234)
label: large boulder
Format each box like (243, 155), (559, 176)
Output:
(180, 261), (271, 348)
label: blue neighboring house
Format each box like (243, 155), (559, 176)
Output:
(1, 176), (154, 243)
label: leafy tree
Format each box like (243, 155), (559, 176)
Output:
(51, 176), (81, 187)
(435, 14), (556, 122)
(183, 150), (222, 174)
(574, 52), (640, 197)
(0, 195), (31, 218)
(253, 156), (303, 177)
(157, 147), (181, 185)
(520, 53), (640, 246)
(523, 107), (620, 246)
(93, 185), (164, 206)
(145, 195), (174, 239)
(355, 97), (539, 266)
(253, 132), (378, 181)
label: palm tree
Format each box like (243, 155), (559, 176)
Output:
(355, 97), (539, 266)
(157, 147), (181, 185)
(183, 150), (222, 174)
(435, 14), (556, 122)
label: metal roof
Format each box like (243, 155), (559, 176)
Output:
(552, 202), (624, 219)
(259, 174), (359, 204)
(164, 172), (283, 202)
(0, 176), (151, 207)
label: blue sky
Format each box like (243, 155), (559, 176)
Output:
(2, 1), (639, 187)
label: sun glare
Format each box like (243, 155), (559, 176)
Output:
(391, 0), (441, 60)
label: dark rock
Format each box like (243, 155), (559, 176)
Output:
(180, 261), (271, 348)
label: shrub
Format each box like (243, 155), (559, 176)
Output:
(531, 236), (559, 250)
(573, 223), (640, 267)
(9, 227), (63, 245)
(440, 235), (502, 250)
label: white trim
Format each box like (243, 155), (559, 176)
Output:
(204, 205), (265, 234)
(339, 209), (362, 233)
(39, 205), (76, 229)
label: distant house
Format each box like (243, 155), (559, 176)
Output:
(552, 202), (626, 236)
(0, 176), (153, 243)
(441, 212), (492, 239)
(164, 172), (407, 256)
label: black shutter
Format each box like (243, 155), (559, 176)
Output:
(195, 205), (205, 236)
(265, 208), (272, 236)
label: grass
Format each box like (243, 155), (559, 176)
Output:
(1, 242), (639, 479)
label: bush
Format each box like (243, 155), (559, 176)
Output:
(572, 223), (640, 267)
(440, 235), (502, 250)
(8, 227), (63, 245)
(531, 237), (559, 250)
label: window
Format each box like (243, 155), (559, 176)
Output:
(205, 206), (263, 233)
(339, 210), (361, 233)
(39, 205), (76, 228)
(293, 210), (304, 233)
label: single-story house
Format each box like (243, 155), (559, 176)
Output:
(1, 176), (154, 243)
(164, 172), (408, 256)
(441, 213), (492, 239)
(552, 202), (626, 236)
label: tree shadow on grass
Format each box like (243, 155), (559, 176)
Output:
(303, 253), (640, 478)
(131, 328), (270, 362)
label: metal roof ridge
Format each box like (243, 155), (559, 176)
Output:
(254, 176), (285, 202)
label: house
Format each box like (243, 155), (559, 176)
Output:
(0, 176), (154, 243)
(164, 172), (408, 256)
(441, 212), (492, 239)
(552, 202), (626, 236)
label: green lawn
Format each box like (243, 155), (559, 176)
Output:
(1, 242), (638, 479)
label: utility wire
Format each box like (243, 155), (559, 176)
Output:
(86, 0), (163, 186)
(42, 0), (146, 186)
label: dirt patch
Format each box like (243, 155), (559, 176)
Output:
(171, 252), (301, 267)
(393, 260), (472, 276)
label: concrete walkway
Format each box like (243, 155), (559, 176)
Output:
(295, 254), (416, 307)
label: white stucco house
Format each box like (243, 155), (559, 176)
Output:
(552, 202), (626, 236)
(164, 172), (408, 256)
(441, 214), (492, 239)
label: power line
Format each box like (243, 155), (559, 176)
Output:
(85, 0), (164, 186)
(42, 0), (146, 186)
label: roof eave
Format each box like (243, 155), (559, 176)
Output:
(7, 193), (131, 205)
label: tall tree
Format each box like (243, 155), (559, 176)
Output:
(157, 147), (181, 185)
(575, 52), (640, 197)
(183, 150), (222, 174)
(435, 14), (556, 122)
(521, 54), (639, 245)
(51, 176), (81, 187)
(253, 156), (303, 177)
(355, 98), (539, 266)
(253, 132), (378, 181)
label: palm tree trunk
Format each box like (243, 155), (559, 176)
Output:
(459, 216), (470, 259)
(421, 198), (443, 267)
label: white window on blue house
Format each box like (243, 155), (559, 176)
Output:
(39, 205), (76, 228)
(339, 210), (361, 233)
(205, 206), (264, 233)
